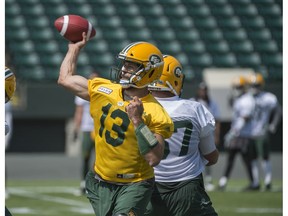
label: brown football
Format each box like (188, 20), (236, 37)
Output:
(54, 14), (96, 43)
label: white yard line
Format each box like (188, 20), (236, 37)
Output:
(8, 187), (94, 215)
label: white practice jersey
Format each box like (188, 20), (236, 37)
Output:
(154, 96), (216, 182)
(190, 98), (220, 120)
(231, 93), (255, 137)
(250, 91), (278, 137)
(74, 96), (94, 132)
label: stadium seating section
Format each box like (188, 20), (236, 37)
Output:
(5, 0), (282, 81)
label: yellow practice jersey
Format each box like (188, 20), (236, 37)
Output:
(88, 78), (174, 183)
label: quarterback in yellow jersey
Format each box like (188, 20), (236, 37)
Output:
(58, 32), (173, 216)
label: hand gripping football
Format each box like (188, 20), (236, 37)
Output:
(54, 15), (96, 43)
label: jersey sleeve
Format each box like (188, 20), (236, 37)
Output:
(196, 103), (216, 138)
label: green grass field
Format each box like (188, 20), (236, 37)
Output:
(6, 179), (282, 216)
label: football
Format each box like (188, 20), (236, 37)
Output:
(54, 15), (96, 43)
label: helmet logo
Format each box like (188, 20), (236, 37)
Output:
(174, 67), (182, 78)
(149, 55), (162, 65)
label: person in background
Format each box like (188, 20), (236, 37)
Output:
(5, 66), (17, 216)
(57, 33), (174, 216)
(73, 72), (99, 195)
(247, 73), (282, 191)
(190, 81), (221, 191)
(218, 75), (255, 190)
(147, 55), (218, 216)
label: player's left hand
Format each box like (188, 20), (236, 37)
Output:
(125, 96), (144, 126)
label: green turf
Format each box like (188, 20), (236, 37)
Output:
(6, 179), (282, 216)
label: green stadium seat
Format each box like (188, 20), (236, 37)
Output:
(253, 40), (278, 53)
(40, 52), (63, 66)
(20, 4), (44, 16)
(222, 28), (247, 42)
(115, 4), (139, 16)
(266, 66), (282, 80)
(162, 5), (187, 17)
(212, 53), (237, 67)
(209, 5), (233, 17)
(30, 28), (54, 41)
(84, 39), (109, 54)
(101, 28), (127, 41)
(186, 5), (210, 17)
(247, 28), (272, 41)
(257, 5), (281, 17)
(25, 16), (49, 28)
(89, 3), (115, 16)
(121, 16), (145, 28)
(193, 16), (217, 30)
(264, 18), (282, 29)
(157, 0), (181, 5)
(127, 28), (151, 41)
(217, 16), (241, 29)
(181, 0), (204, 5)
(151, 28), (176, 41)
(43, 4), (68, 19)
(5, 16), (25, 29)
(227, 0), (250, 5)
(205, 40), (229, 54)
(66, 4), (93, 16)
(5, 3), (21, 17)
(107, 40), (131, 55)
(233, 4), (257, 17)
(169, 17), (194, 29)
(182, 41), (205, 54)
(97, 16), (121, 28)
(205, 0), (227, 5)
(199, 28), (223, 41)
(175, 29), (200, 42)
(14, 52), (40, 66)
(240, 16), (265, 29)
(189, 53), (212, 67)
(18, 66), (46, 80)
(9, 40), (35, 54)
(261, 53), (282, 66)
(34, 40), (59, 54)
(229, 40), (253, 53)
(145, 16), (169, 29)
(157, 41), (181, 55)
(270, 30), (282, 50)
(133, 0), (156, 3)
(175, 53), (189, 66)
(6, 27), (29, 41)
(139, 4), (163, 17)
(236, 53), (261, 66)
(89, 53), (114, 67)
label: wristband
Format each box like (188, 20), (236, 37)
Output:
(135, 123), (158, 155)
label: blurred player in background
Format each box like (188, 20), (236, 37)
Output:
(73, 72), (98, 195)
(190, 82), (221, 191)
(247, 73), (282, 191)
(5, 66), (16, 216)
(58, 33), (174, 216)
(147, 55), (218, 216)
(218, 75), (255, 190)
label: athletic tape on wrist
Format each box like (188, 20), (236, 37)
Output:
(135, 123), (158, 155)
